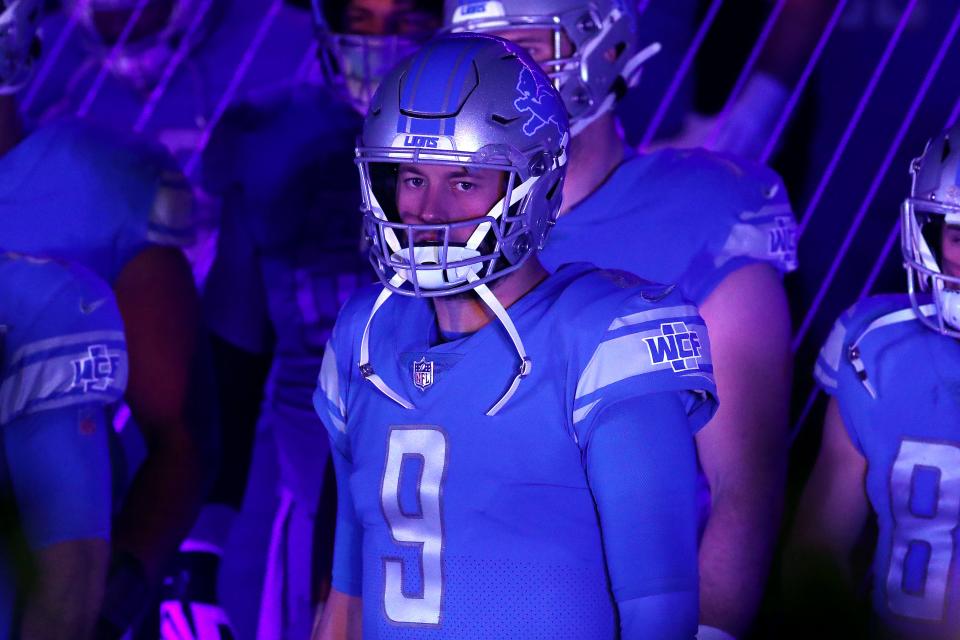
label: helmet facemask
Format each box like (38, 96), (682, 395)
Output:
(312, 0), (441, 115)
(0, 0), (42, 95)
(319, 31), (423, 114)
(902, 198), (960, 337)
(358, 144), (562, 297)
(445, 1), (659, 136)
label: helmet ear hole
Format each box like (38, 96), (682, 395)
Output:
(368, 163), (401, 222)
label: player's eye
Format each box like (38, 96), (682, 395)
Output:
(454, 181), (477, 192)
(402, 177), (425, 189)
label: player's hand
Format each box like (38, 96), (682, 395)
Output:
(159, 551), (236, 640)
(643, 71), (790, 161)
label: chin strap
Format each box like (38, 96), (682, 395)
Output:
(357, 273), (532, 416)
(467, 272), (532, 416)
(359, 274), (415, 410)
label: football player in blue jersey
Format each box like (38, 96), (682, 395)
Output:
(24, 0), (316, 281)
(0, 2), (209, 637)
(445, 2), (796, 638)
(194, 2), (441, 637)
(786, 125), (960, 639)
(0, 252), (128, 639)
(312, 33), (717, 640)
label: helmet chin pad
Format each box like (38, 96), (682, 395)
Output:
(935, 284), (960, 331)
(391, 245), (484, 290)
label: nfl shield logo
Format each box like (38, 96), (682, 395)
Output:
(413, 357), (434, 391)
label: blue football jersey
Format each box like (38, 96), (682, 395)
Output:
(0, 252), (127, 428)
(203, 84), (368, 431)
(539, 147), (798, 304)
(816, 294), (960, 639)
(0, 122), (193, 284)
(314, 264), (717, 639)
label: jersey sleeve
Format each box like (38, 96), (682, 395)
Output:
(814, 312), (851, 395)
(69, 126), (196, 273)
(0, 261), (128, 427)
(572, 291), (718, 444)
(682, 150), (798, 303)
(315, 338), (350, 458)
(812, 298), (903, 454)
(585, 393), (700, 631)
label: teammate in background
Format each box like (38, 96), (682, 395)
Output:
(23, 0), (316, 280)
(0, 2), (206, 636)
(313, 33), (715, 640)
(195, 1), (441, 637)
(446, 2), (795, 638)
(786, 126), (960, 639)
(654, 0), (840, 160)
(0, 253), (127, 640)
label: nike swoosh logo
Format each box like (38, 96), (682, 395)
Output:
(79, 298), (107, 314)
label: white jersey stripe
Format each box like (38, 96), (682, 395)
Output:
(8, 330), (125, 370)
(608, 305), (700, 331)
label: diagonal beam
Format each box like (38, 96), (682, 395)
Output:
(796, 0), (920, 237)
(759, 0), (849, 163)
(702, 0), (787, 149)
(133, 0), (216, 133)
(75, 0), (152, 118)
(792, 4), (960, 353)
(639, 0), (724, 148)
(183, 0), (283, 178)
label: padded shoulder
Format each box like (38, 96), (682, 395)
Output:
(556, 265), (717, 437)
(814, 294), (917, 393)
(49, 121), (194, 247)
(650, 147), (796, 272)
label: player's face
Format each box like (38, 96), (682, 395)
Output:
(91, 0), (174, 44)
(490, 27), (574, 68)
(941, 224), (960, 279)
(343, 0), (438, 38)
(396, 163), (506, 242)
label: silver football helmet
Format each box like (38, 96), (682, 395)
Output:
(359, 32), (568, 298)
(356, 33), (569, 415)
(902, 124), (960, 337)
(444, 0), (658, 136)
(312, 0), (441, 114)
(0, 0), (41, 95)
(67, 0), (218, 89)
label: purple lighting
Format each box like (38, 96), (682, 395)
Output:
(133, 0), (216, 133)
(183, 0), (283, 178)
(792, 4), (960, 353)
(20, 15), (79, 114)
(75, 0), (152, 118)
(950, 93), (960, 128)
(292, 41), (320, 86)
(796, 0), (920, 237)
(759, 0), (848, 163)
(639, 0), (724, 149)
(703, 0), (787, 149)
